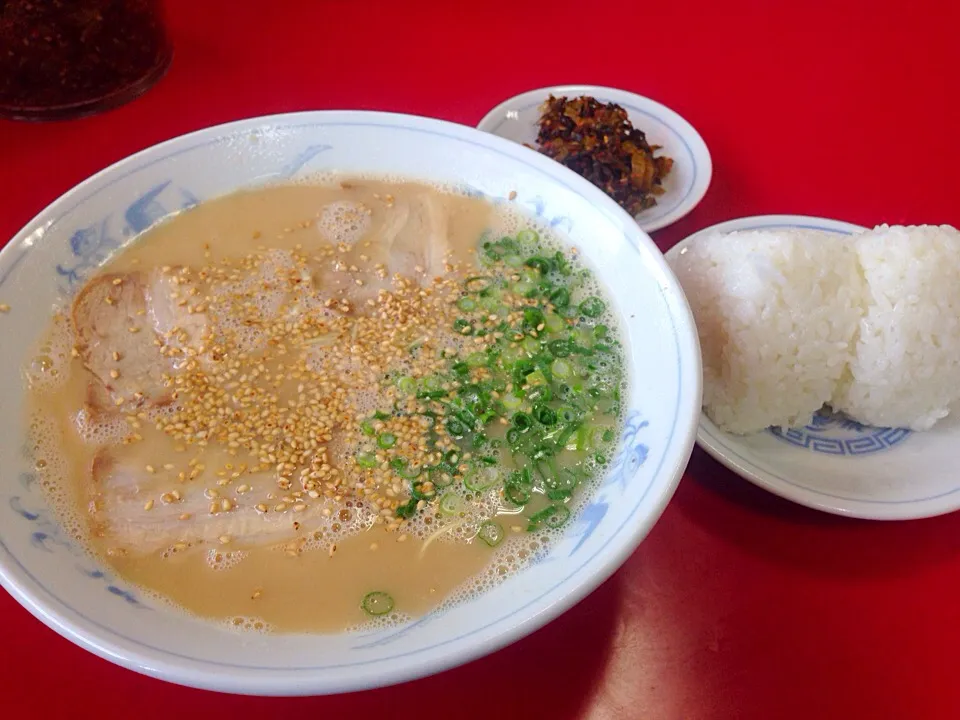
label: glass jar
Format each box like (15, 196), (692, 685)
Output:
(0, 0), (172, 121)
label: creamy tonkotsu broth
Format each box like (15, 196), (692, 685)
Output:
(25, 179), (625, 633)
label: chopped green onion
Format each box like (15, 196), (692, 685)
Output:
(544, 313), (566, 333)
(395, 498), (418, 518)
(453, 318), (473, 335)
(477, 520), (505, 547)
(400, 464), (422, 480)
(504, 254), (524, 268)
(361, 591), (395, 616)
(552, 359), (572, 378)
(548, 287), (570, 309)
(516, 229), (540, 245)
(548, 339), (572, 358)
(523, 308), (545, 331)
(527, 504), (571, 531)
(445, 418), (467, 438)
(457, 296), (478, 312)
(464, 465), (500, 491)
(525, 256), (551, 275)
(502, 391), (524, 410)
(526, 382), (553, 404)
(439, 491), (462, 515)
(378, 432), (396, 449)
(430, 467), (454, 488)
(579, 297), (606, 318)
(602, 429), (615, 443)
(512, 412), (533, 432)
(521, 336), (540, 355)
(505, 483), (530, 505)
(512, 280), (535, 296)
(466, 351), (487, 368)
(356, 452), (377, 469)
(361, 420), (376, 436)
(533, 405), (558, 426)
(397, 376), (416, 394)
(373, 410), (391, 421)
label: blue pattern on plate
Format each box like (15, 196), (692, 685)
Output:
(768, 410), (911, 456)
(769, 409), (911, 456)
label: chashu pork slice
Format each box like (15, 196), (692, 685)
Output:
(72, 270), (209, 411)
(88, 445), (331, 554)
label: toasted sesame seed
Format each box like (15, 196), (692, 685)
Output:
(0, 304), (9, 313)
(219, 535), (232, 544)
(143, 499), (154, 511)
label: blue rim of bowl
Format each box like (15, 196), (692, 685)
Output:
(0, 110), (702, 695)
(668, 214), (960, 521)
(476, 84), (712, 232)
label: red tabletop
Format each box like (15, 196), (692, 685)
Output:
(3, 1), (960, 717)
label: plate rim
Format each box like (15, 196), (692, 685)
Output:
(666, 213), (960, 521)
(476, 84), (712, 232)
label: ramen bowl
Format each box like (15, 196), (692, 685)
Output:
(0, 111), (701, 695)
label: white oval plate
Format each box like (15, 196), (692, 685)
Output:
(666, 215), (960, 520)
(477, 85), (712, 233)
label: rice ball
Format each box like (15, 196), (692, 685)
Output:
(831, 224), (960, 430)
(669, 229), (863, 434)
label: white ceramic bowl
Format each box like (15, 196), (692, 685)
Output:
(0, 111), (701, 695)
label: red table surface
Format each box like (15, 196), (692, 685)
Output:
(2, 1), (960, 717)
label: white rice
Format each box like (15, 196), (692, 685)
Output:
(832, 225), (960, 430)
(669, 224), (960, 434)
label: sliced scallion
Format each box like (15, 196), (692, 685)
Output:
(579, 296), (606, 318)
(477, 520), (505, 547)
(356, 452), (377, 469)
(361, 591), (395, 616)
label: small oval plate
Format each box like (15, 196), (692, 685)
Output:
(666, 214), (960, 520)
(478, 85), (712, 232)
